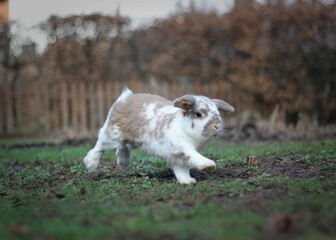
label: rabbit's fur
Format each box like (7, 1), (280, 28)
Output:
(84, 88), (234, 184)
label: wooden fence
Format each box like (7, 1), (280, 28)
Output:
(0, 78), (242, 138)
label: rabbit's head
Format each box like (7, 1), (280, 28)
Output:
(174, 95), (234, 141)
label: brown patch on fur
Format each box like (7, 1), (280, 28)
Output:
(153, 113), (175, 140)
(107, 93), (172, 145)
(174, 152), (191, 162)
(199, 108), (209, 118)
(202, 166), (216, 172)
(174, 95), (195, 111)
(153, 102), (167, 113)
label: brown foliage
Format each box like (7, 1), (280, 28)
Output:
(38, 1), (335, 123)
(1, 0), (335, 137)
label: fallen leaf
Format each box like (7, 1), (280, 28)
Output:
(264, 212), (292, 234)
(247, 156), (257, 165)
(114, 165), (125, 171)
(8, 223), (31, 235)
(44, 189), (65, 199)
(44, 190), (53, 199)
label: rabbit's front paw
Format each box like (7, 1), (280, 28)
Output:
(84, 156), (99, 172)
(196, 160), (216, 171)
(178, 177), (197, 185)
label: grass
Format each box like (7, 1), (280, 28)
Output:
(0, 139), (335, 239)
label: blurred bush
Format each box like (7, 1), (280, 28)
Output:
(1, 0), (335, 136)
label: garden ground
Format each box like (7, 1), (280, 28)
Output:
(0, 139), (335, 239)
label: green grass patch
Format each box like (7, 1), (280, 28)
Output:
(0, 139), (335, 239)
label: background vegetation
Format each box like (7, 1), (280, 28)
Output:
(0, 0), (335, 137)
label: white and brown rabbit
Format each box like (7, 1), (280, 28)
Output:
(84, 88), (234, 184)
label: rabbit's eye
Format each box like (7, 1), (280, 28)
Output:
(195, 112), (202, 118)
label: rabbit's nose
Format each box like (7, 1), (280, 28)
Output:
(213, 122), (221, 130)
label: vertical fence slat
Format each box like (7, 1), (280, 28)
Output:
(105, 81), (112, 113)
(6, 78), (14, 133)
(34, 80), (41, 135)
(26, 81), (33, 133)
(43, 80), (50, 133)
(71, 82), (78, 131)
(15, 80), (22, 132)
(0, 85), (3, 134)
(56, 83), (62, 131)
(114, 81), (121, 100)
(97, 81), (104, 126)
(60, 81), (68, 131)
(89, 82), (96, 132)
(79, 81), (87, 134)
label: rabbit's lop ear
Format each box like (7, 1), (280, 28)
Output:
(211, 99), (235, 113)
(174, 95), (196, 111)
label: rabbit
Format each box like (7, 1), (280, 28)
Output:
(84, 87), (234, 184)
